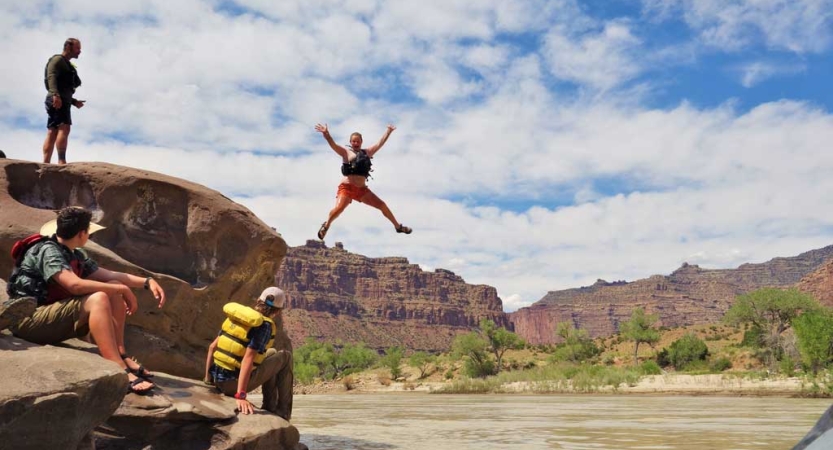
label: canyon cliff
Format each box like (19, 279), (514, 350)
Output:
(796, 259), (833, 308)
(510, 246), (833, 345)
(276, 240), (509, 352)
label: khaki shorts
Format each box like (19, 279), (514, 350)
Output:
(12, 296), (90, 345)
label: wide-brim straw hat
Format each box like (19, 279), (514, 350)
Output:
(39, 219), (106, 237)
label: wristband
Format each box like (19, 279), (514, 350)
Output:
(143, 277), (152, 290)
(234, 391), (247, 400)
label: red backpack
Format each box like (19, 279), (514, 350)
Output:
(10, 234), (50, 266)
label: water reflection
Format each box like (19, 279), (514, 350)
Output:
(293, 394), (829, 450)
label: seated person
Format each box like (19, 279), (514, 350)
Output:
(7, 206), (166, 395)
(205, 287), (293, 420)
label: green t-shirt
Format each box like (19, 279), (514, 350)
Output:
(9, 238), (98, 305)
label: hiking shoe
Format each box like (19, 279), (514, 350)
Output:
(0, 296), (37, 331)
(396, 224), (412, 234)
(317, 222), (329, 240)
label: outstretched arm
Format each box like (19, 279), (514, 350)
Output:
(315, 123), (348, 159)
(366, 124), (396, 157)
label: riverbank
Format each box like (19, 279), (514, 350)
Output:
(294, 371), (819, 397)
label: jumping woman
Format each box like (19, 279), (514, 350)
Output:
(314, 123), (412, 240)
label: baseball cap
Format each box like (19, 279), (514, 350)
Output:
(258, 287), (286, 309)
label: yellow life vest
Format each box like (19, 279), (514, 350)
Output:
(213, 302), (276, 371)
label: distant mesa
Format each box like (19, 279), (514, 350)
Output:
(510, 244), (833, 345)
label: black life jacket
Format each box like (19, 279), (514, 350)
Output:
(341, 149), (372, 178)
(43, 55), (81, 95)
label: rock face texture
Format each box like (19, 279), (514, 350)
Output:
(796, 260), (833, 307)
(0, 160), (287, 378)
(0, 335), (300, 450)
(276, 240), (509, 351)
(95, 371), (300, 450)
(0, 336), (126, 450)
(510, 246), (833, 345)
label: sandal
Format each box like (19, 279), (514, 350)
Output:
(396, 224), (412, 234)
(122, 354), (154, 378)
(317, 222), (329, 240)
(126, 369), (155, 395)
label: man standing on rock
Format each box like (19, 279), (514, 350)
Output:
(43, 38), (85, 165)
(6, 206), (165, 395)
(205, 287), (293, 420)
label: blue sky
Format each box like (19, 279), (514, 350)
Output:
(1, 0), (832, 311)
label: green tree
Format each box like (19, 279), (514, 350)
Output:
(408, 351), (437, 379)
(659, 333), (709, 370)
(480, 319), (523, 372)
(551, 321), (600, 363)
(452, 331), (495, 378)
(792, 309), (833, 375)
(724, 288), (820, 365)
(337, 343), (378, 376)
(620, 308), (660, 365)
(381, 346), (405, 380)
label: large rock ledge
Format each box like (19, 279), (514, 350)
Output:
(0, 160), (288, 378)
(0, 335), (301, 450)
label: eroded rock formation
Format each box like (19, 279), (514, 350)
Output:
(276, 240), (509, 351)
(0, 160), (287, 378)
(796, 260), (833, 307)
(510, 246), (833, 345)
(0, 335), (301, 450)
(0, 336), (126, 450)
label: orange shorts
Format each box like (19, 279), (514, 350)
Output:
(337, 183), (370, 202)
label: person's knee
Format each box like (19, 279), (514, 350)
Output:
(85, 292), (113, 312)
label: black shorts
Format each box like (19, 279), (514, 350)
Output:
(45, 95), (72, 129)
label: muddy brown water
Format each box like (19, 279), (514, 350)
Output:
(291, 394), (830, 449)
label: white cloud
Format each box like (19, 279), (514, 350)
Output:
(736, 61), (806, 87)
(2, 1), (833, 314)
(543, 20), (644, 90)
(644, 0), (833, 53)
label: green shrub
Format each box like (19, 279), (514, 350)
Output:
(780, 355), (796, 377)
(294, 362), (319, 384)
(741, 325), (765, 348)
(640, 360), (662, 375)
(464, 357), (496, 378)
(663, 333), (709, 370)
(709, 357), (732, 372)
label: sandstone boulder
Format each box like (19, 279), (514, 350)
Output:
(0, 160), (287, 378)
(0, 334), (127, 450)
(94, 372), (300, 450)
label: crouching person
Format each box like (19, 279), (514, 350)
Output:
(205, 287), (293, 420)
(7, 206), (166, 395)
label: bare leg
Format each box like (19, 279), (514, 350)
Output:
(55, 124), (71, 164)
(105, 281), (153, 376)
(319, 195), (352, 239)
(42, 128), (58, 163)
(80, 292), (153, 392)
(326, 195), (352, 226)
(359, 190), (400, 228)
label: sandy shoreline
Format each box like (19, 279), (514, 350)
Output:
(293, 373), (819, 397)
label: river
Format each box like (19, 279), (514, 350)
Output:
(292, 394), (829, 449)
